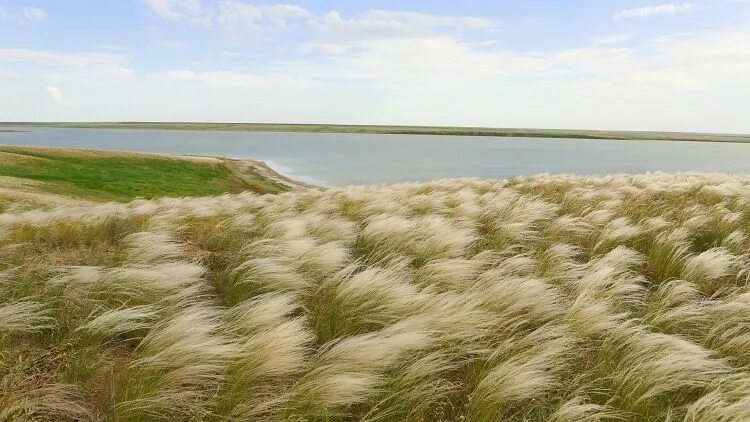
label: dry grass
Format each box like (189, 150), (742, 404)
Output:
(2, 172), (750, 420)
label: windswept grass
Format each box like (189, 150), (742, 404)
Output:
(2, 172), (750, 420)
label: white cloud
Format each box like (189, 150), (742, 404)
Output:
(95, 44), (125, 51)
(145, 2), (491, 43)
(0, 48), (135, 83)
(145, 0), (210, 24)
(165, 68), (313, 88)
(614, 3), (692, 19)
(3, 15), (750, 132)
(299, 42), (350, 55)
(160, 40), (187, 48)
(261, 4), (311, 26)
(310, 9), (494, 43)
(259, 29), (749, 131)
(301, 9), (497, 58)
(46, 86), (72, 106)
(358, 9), (493, 30)
(593, 34), (632, 45)
(215, 1), (263, 31)
(0, 68), (18, 79)
(220, 50), (248, 57)
(166, 69), (200, 80)
(145, 0), (311, 30)
(0, 5), (47, 22)
(23, 7), (47, 21)
(0, 48), (127, 68)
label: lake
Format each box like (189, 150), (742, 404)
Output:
(2, 127), (750, 187)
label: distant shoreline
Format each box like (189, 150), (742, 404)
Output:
(3, 122), (750, 143)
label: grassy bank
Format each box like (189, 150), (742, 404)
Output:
(7, 122), (750, 143)
(2, 173), (750, 420)
(0, 146), (288, 208)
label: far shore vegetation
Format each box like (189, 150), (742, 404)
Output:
(4, 122), (750, 143)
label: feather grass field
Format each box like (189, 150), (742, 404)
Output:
(2, 172), (750, 420)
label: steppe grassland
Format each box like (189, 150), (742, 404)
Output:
(1, 173), (750, 420)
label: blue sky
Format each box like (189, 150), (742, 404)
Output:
(1, 1), (749, 132)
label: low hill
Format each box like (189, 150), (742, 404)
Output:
(0, 146), (293, 211)
(2, 172), (749, 420)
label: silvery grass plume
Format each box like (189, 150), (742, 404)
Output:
(548, 396), (619, 422)
(0, 375), (91, 421)
(76, 305), (160, 342)
(286, 319), (434, 417)
(122, 231), (185, 264)
(52, 262), (206, 308)
(643, 279), (709, 335)
(218, 292), (314, 418)
(703, 292), (750, 366)
(2, 173), (750, 420)
(114, 304), (238, 420)
(0, 301), (53, 333)
(599, 327), (729, 418)
(313, 262), (423, 341)
(469, 325), (572, 421)
(684, 374), (750, 422)
(682, 247), (740, 296)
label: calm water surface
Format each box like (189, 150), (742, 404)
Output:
(2, 127), (750, 186)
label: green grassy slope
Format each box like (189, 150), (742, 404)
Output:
(0, 146), (288, 203)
